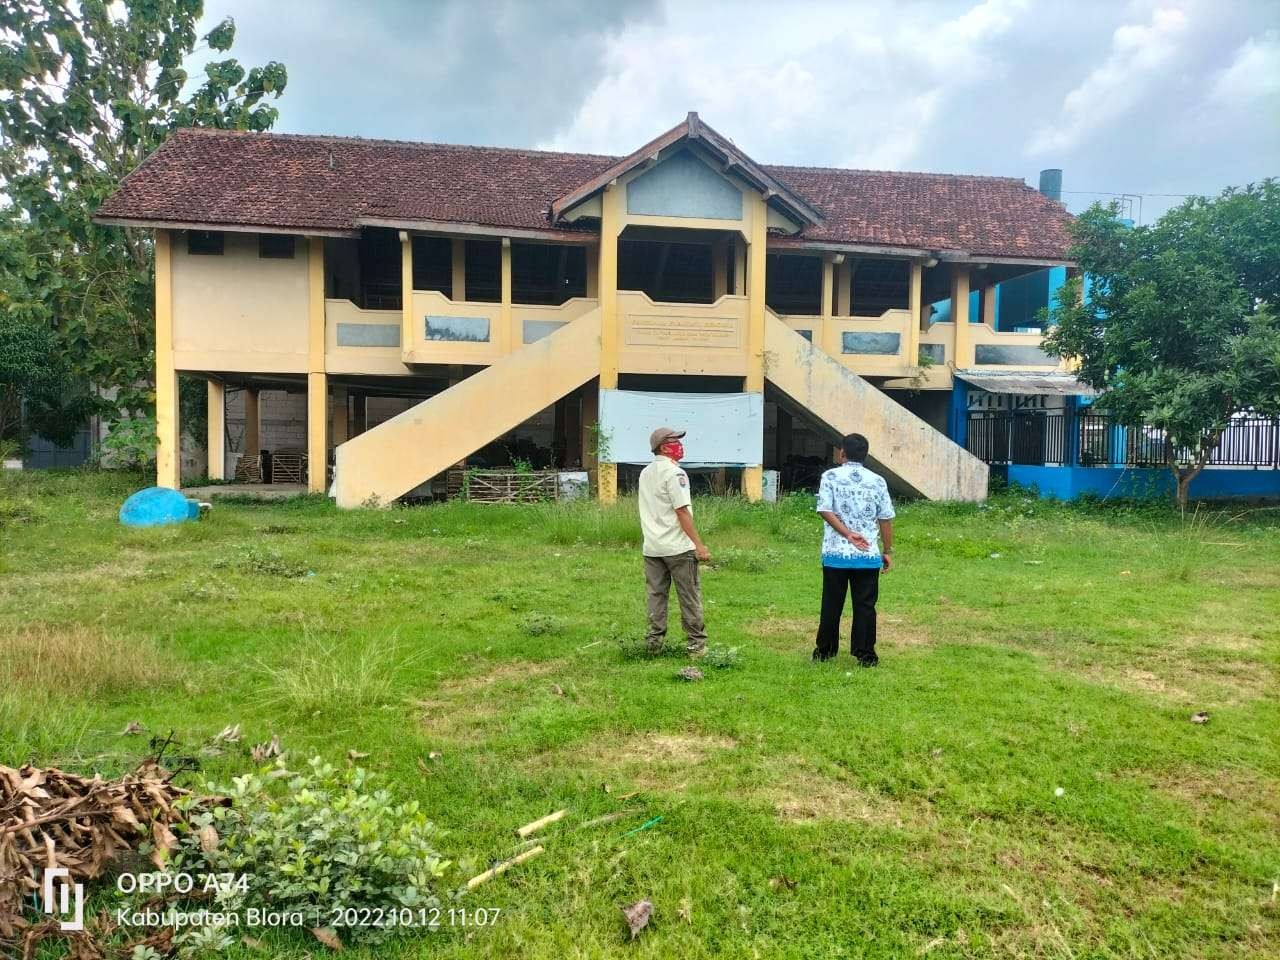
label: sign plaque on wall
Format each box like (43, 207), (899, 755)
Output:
(625, 314), (740, 349)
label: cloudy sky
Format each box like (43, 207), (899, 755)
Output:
(199, 0), (1278, 222)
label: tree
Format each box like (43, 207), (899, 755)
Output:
(0, 213), (94, 449)
(0, 0), (286, 443)
(1044, 180), (1280, 509)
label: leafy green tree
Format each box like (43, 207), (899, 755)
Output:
(1045, 181), (1280, 509)
(0, 0), (286, 445)
(0, 213), (94, 449)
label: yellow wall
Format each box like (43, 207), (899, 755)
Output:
(324, 300), (408, 376)
(170, 230), (310, 373)
(403, 291), (599, 366)
(617, 292), (749, 376)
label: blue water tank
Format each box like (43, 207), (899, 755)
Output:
(119, 487), (200, 527)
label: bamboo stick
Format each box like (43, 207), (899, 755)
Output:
(515, 809), (566, 838)
(465, 845), (544, 890)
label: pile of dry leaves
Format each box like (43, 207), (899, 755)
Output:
(0, 761), (194, 948)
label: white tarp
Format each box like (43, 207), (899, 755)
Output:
(599, 389), (764, 466)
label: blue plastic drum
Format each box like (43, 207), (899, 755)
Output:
(119, 487), (200, 527)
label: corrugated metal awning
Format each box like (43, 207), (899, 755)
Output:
(956, 370), (1100, 397)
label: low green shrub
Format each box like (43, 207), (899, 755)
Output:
(701, 644), (741, 669)
(216, 545), (308, 578)
(177, 758), (453, 945)
(520, 611), (567, 636)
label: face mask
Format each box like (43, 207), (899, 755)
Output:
(665, 441), (685, 461)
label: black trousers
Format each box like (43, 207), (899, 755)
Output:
(815, 565), (880, 661)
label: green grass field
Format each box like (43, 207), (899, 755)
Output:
(2, 470), (1278, 959)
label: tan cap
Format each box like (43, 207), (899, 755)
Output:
(649, 426), (686, 453)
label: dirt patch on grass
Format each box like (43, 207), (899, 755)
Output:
(417, 659), (567, 742)
(1093, 666), (1195, 701)
(756, 757), (931, 826)
(523, 731), (739, 792)
(1080, 658), (1271, 707)
(1, 623), (182, 699)
(745, 615), (811, 650)
(1150, 766), (1280, 830)
(439, 659), (564, 693)
(609, 732), (738, 765)
(879, 618), (934, 649)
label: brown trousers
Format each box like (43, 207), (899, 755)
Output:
(643, 551), (707, 652)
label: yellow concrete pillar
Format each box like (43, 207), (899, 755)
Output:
(154, 230), (180, 489)
(451, 237), (466, 302)
(585, 243), (598, 298)
(331, 385), (348, 446)
(836, 258), (852, 317)
(597, 184), (623, 504)
(743, 200), (767, 502)
(243, 388), (260, 459)
(908, 260), (923, 366)
(732, 236), (746, 296)
(746, 207), (766, 393)
(500, 237), (513, 355)
(817, 254), (835, 361)
(308, 237), (328, 493)
(307, 374), (327, 493)
(207, 380), (225, 481)
(400, 232), (413, 358)
(820, 255), (834, 321)
(951, 265), (973, 368)
(981, 282), (997, 327)
(712, 237), (728, 300)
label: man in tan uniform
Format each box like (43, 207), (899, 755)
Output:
(638, 427), (711, 655)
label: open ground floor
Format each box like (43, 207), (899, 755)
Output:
(194, 369), (949, 502)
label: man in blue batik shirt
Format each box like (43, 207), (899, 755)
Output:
(813, 433), (895, 665)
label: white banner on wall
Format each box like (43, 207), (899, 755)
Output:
(599, 390), (764, 466)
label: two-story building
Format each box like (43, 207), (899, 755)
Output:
(95, 113), (1081, 506)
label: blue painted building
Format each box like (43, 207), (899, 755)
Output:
(942, 170), (1279, 501)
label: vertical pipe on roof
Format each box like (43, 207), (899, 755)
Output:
(1038, 169), (1062, 202)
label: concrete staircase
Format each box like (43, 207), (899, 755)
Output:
(765, 313), (987, 500)
(332, 308), (601, 507)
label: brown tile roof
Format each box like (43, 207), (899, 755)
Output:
(766, 164), (1073, 259)
(96, 126), (1073, 260)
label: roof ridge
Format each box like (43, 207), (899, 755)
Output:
(764, 162), (1028, 184)
(171, 126), (622, 162)
(171, 127), (1038, 184)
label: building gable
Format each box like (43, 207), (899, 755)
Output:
(626, 149), (744, 221)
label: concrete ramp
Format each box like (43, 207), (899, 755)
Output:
(332, 308), (601, 507)
(765, 313), (987, 501)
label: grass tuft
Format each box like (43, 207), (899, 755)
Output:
(255, 633), (422, 718)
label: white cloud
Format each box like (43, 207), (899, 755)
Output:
(1026, 4), (1191, 156)
(1208, 30), (1280, 104)
(541, 0), (1028, 171)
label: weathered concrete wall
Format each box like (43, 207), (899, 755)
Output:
(225, 389), (308, 456)
(332, 308), (602, 507)
(171, 231), (310, 373)
(764, 315), (988, 501)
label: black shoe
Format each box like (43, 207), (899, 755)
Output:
(855, 655), (879, 668)
(812, 650), (835, 662)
